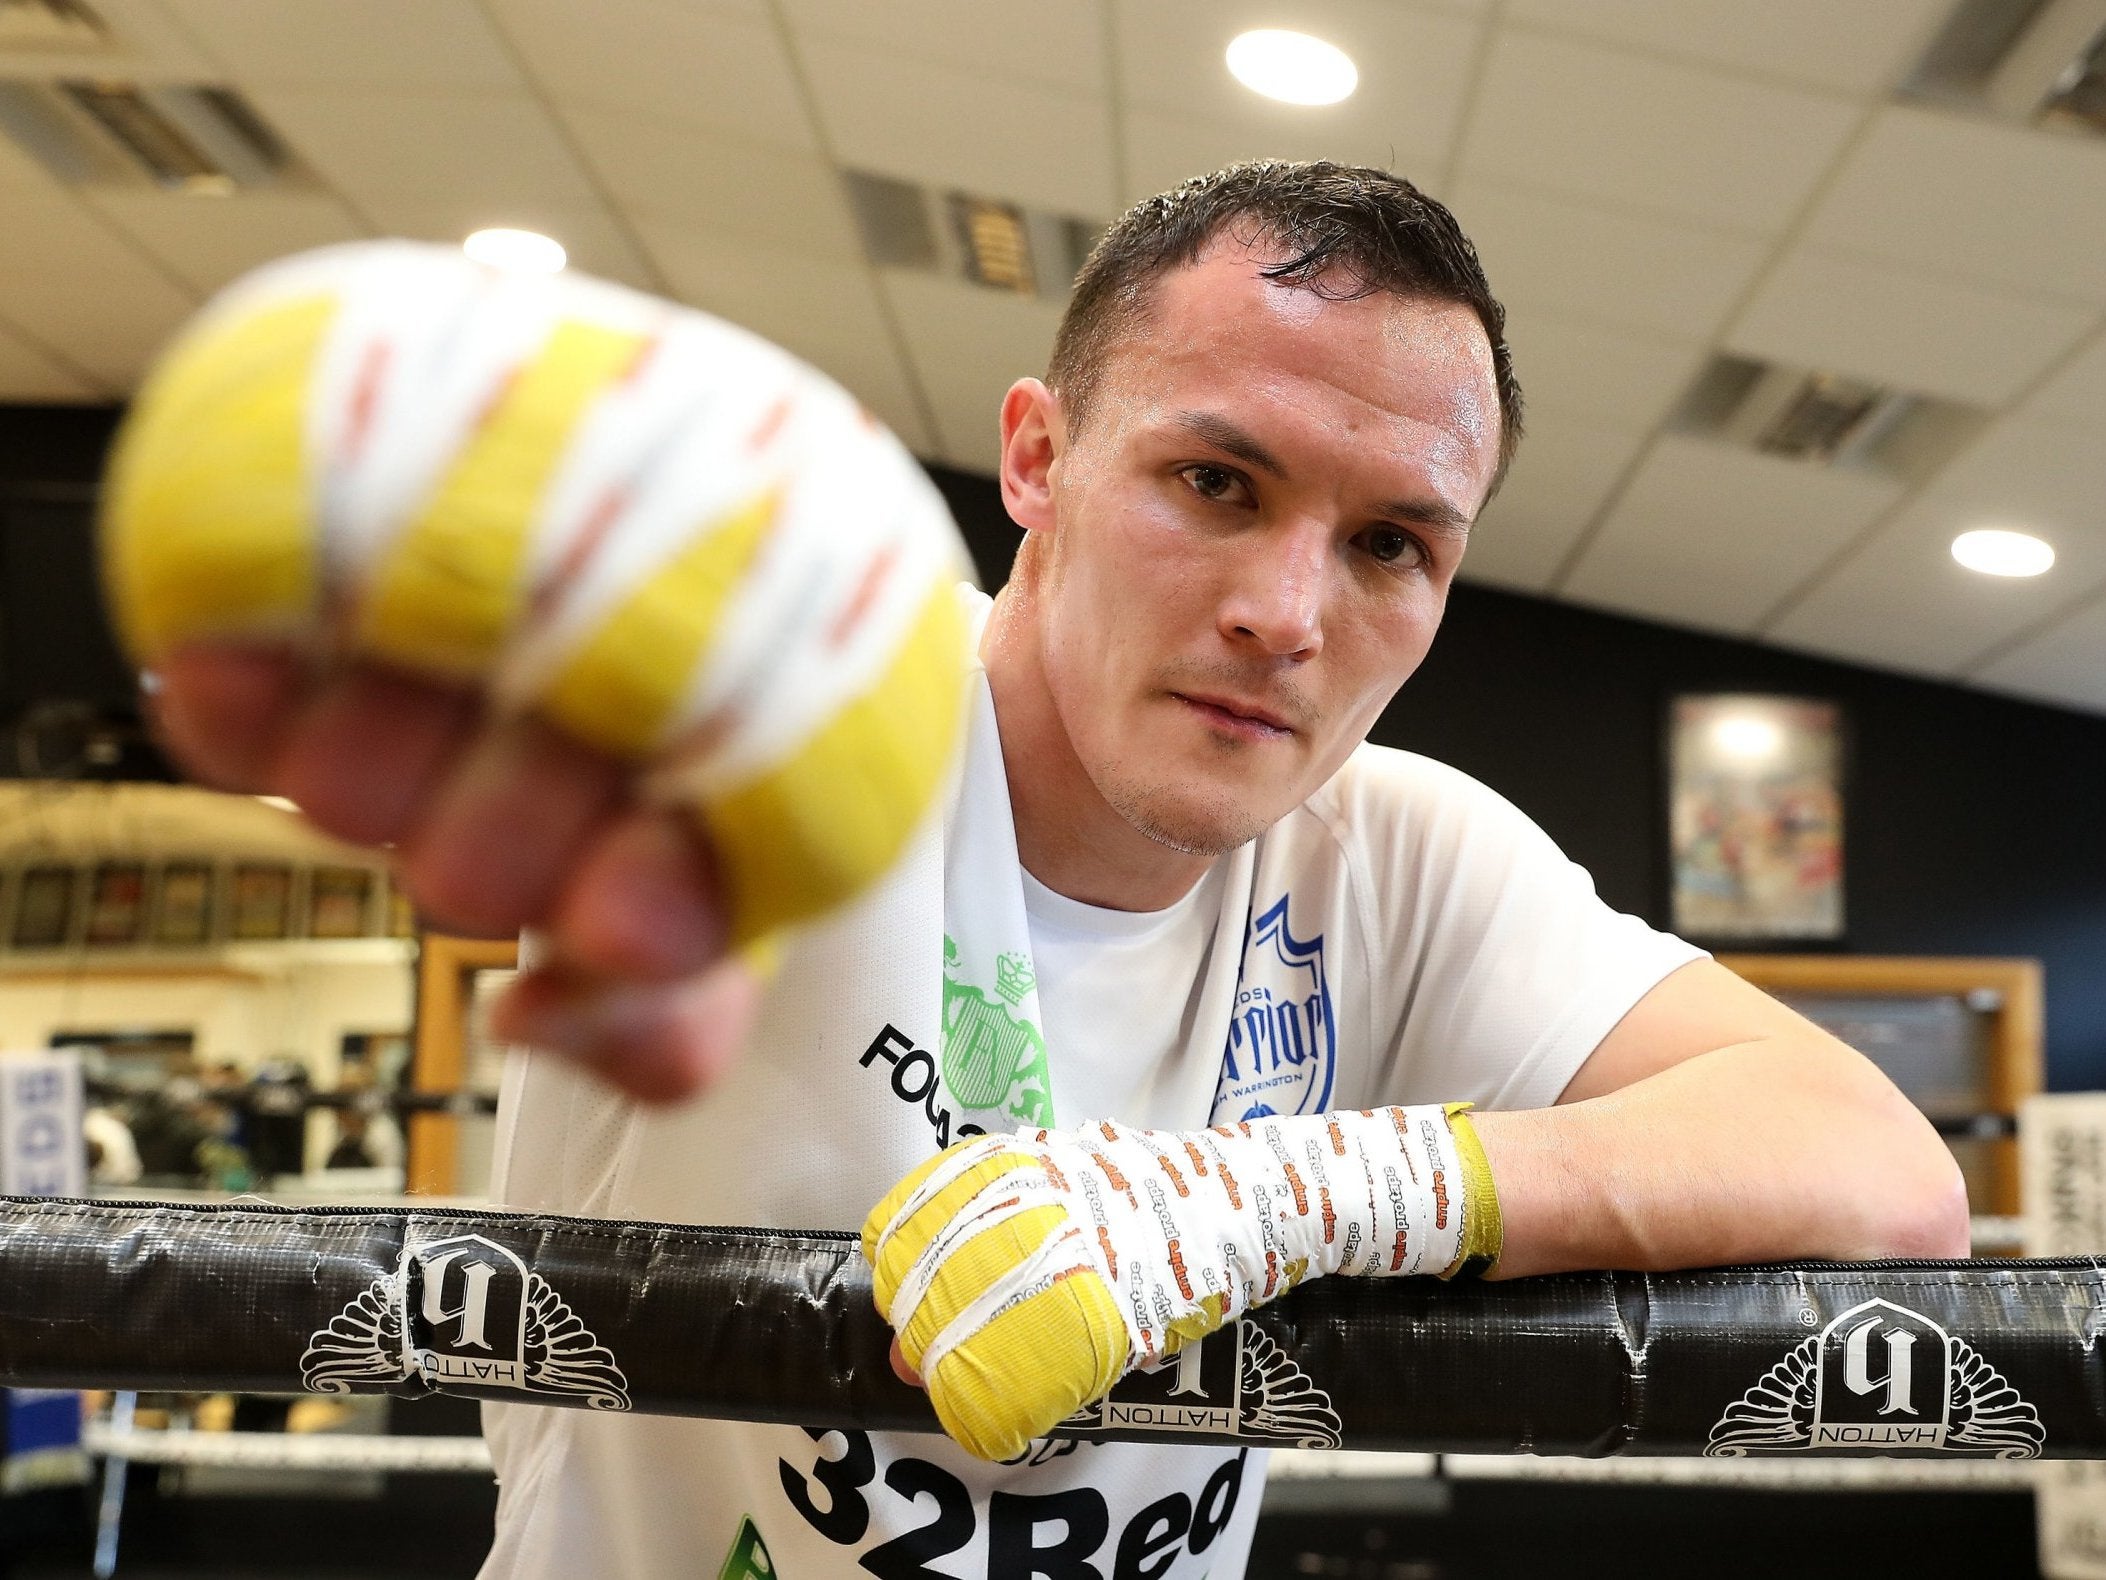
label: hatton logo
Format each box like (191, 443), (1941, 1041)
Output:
(1073, 1321), (1342, 1448)
(1707, 1298), (2042, 1458)
(1215, 895), (1336, 1121)
(301, 1233), (630, 1411)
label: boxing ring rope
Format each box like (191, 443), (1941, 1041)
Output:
(1, 1196), (2098, 1460)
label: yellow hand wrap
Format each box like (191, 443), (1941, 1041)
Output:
(863, 1105), (1503, 1462)
(100, 242), (971, 947)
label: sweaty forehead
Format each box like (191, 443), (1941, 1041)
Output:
(1102, 249), (1502, 488)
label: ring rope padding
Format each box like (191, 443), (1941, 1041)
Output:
(0, 1196), (2098, 1458)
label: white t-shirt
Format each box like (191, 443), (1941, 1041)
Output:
(478, 612), (1704, 1580)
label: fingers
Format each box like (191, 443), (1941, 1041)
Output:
(149, 640), (750, 1096)
(162, 648), (723, 957)
(547, 806), (730, 981)
(150, 643), (307, 791)
(400, 716), (627, 938)
(490, 953), (765, 1102)
(272, 665), (480, 848)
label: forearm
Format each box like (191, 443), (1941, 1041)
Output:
(1469, 1034), (1971, 1279)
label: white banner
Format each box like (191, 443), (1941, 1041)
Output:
(0, 1050), (85, 1198)
(2024, 1092), (2106, 1259)
(2028, 1093), (2106, 1579)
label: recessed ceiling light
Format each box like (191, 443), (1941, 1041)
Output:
(462, 227), (567, 274)
(1951, 528), (2054, 578)
(1226, 29), (1358, 106)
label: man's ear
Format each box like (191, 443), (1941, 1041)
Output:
(997, 379), (1061, 535)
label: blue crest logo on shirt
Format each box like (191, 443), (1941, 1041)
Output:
(1214, 895), (1335, 1121)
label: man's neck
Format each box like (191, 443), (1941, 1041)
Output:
(981, 584), (1215, 913)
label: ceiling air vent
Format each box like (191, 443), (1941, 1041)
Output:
(952, 195), (1034, 294)
(0, 0), (107, 50)
(1902, 0), (2106, 132)
(1756, 373), (1905, 462)
(843, 168), (1100, 301)
(1669, 355), (1989, 485)
(2040, 23), (2106, 131)
(0, 79), (296, 191)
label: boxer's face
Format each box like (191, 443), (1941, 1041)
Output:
(1027, 242), (1502, 858)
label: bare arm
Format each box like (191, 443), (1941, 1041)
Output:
(1470, 959), (1971, 1279)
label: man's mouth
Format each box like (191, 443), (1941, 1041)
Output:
(1171, 692), (1295, 740)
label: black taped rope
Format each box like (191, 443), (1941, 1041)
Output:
(0, 1196), (2097, 1458)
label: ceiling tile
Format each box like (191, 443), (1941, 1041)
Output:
(564, 108), (861, 262)
(249, 89), (601, 220)
(1113, 0), (1481, 186)
(1766, 416), (2106, 673)
(0, 0), (222, 82)
(1456, 29), (1860, 233)
(1562, 435), (1902, 631)
(1460, 416), (1646, 593)
(0, 181), (197, 388)
(0, 130), (51, 189)
(1971, 595), (2106, 715)
(1120, 109), (1449, 209)
(1802, 105), (2106, 304)
(1450, 175), (1769, 340)
(381, 202), (657, 293)
(83, 190), (367, 297)
(1725, 248), (2095, 408)
(635, 221), (930, 455)
(1501, 0), (1949, 96)
(0, 316), (104, 401)
(2022, 325), (2106, 428)
(795, 39), (1116, 217)
(1501, 306), (1707, 430)
(782, 0), (1108, 97)
(160, 0), (521, 89)
(488, 0), (818, 152)
(880, 271), (1066, 471)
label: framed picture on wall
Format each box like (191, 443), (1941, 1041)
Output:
(153, 860), (215, 946)
(229, 862), (293, 940)
(307, 866), (374, 938)
(11, 865), (78, 948)
(84, 861), (148, 945)
(1668, 694), (1845, 943)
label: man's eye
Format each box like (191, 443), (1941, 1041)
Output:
(1364, 528), (1418, 564)
(1183, 465), (1240, 502)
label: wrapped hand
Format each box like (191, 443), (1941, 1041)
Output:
(862, 1105), (1502, 1460)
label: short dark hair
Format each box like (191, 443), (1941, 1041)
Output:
(1047, 160), (1522, 498)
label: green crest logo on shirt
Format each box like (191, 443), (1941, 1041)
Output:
(942, 934), (1054, 1127)
(716, 1515), (777, 1579)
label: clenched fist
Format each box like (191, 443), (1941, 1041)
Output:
(105, 243), (972, 1097)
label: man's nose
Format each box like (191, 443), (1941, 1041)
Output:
(1220, 520), (1326, 656)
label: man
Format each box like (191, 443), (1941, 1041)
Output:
(150, 162), (1965, 1576)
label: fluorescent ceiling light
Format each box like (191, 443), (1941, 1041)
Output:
(1951, 528), (2054, 577)
(463, 227), (566, 274)
(1226, 29), (1358, 106)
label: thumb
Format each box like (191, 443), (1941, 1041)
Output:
(889, 1335), (924, 1390)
